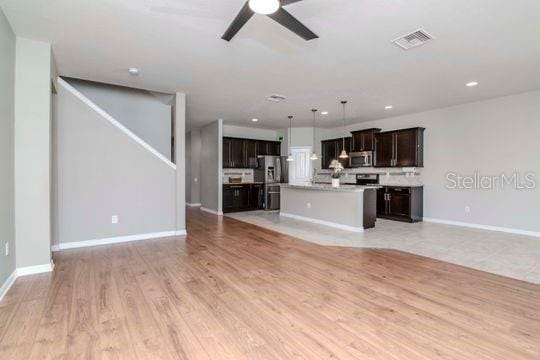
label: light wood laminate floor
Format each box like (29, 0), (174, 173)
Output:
(1, 208), (539, 359)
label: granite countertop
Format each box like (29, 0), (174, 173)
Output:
(223, 182), (265, 185)
(315, 181), (423, 188)
(280, 184), (381, 193)
(379, 184), (424, 188)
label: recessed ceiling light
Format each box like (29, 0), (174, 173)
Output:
(466, 81), (479, 87)
(385, 105), (393, 110)
(128, 68), (139, 76)
(251, 118), (259, 122)
(321, 111), (329, 115)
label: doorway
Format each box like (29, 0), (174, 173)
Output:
(288, 146), (313, 185)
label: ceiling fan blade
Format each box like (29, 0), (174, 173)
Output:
(267, 7), (318, 41)
(222, 1), (254, 41)
(281, 0), (304, 5)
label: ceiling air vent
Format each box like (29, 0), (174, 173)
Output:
(267, 94), (287, 102)
(392, 29), (434, 50)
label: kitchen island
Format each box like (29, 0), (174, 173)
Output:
(280, 184), (379, 232)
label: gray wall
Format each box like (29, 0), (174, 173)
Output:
(54, 79), (177, 244)
(324, 91), (540, 233)
(186, 130), (201, 205)
(200, 120), (223, 213)
(0, 8), (16, 286)
(223, 125), (277, 141)
(14, 38), (52, 268)
(68, 79), (173, 161)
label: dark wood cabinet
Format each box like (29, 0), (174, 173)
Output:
(267, 141), (281, 156)
(230, 138), (245, 168)
(374, 127), (424, 167)
(351, 128), (381, 152)
(222, 137), (281, 168)
(222, 185), (236, 213)
(244, 140), (258, 168)
(222, 138), (233, 168)
(250, 184), (264, 210)
(374, 132), (394, 167)
(321, 137), (352, 169)
(377, 186), (423, 222)
(223, 184), (264, 213)
(321, 139), (335, 169)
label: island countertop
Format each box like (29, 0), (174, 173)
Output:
(279, 183), (381, 193)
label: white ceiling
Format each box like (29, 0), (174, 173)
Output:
(2, 0), (540, 130)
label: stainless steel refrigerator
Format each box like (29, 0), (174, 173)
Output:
(255, 156), (289, 210)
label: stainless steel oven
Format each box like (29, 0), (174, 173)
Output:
(349, 151), (373, 168)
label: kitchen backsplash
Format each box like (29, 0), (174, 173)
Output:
(314, 168), (424, 187)
(223, 168), (255, 184)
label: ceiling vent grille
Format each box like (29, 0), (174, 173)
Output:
(392, 29), (434, 50)
(266, 94), (287, 102)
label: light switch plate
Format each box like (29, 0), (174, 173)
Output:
(112, 215), (119, 224)
(5, 242), (8, 256)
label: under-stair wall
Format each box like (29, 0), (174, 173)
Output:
(53, 78), (182, 249)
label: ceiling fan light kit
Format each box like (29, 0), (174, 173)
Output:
(249, 0), (280, 15)
(222, 0), (318, 42)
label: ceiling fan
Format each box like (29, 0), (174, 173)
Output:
(222, 0), (319, 41)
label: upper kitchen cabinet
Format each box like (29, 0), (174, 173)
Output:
(223, 137), (281, 168)
(321, 137), (352, 169)
(351, 128), (381, 152)
(258, 141), (280, 156)
(223, 137), (233, 168)
(244, 139), (258, 168)
(267, 141), (281, 156)
(223, 137), (246, 168)
(374, 127), (425, 167)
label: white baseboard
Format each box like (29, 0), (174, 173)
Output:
(17, 261), (55, 277)
(52, 230), (183, 251)
(1, 261), (55, 301)
(201, 207), (223, 216)
(280, 212), (364, 233)
(186, 203), (202, 207)
(0, 270), (17, 302)
(424, 218), (540, 238)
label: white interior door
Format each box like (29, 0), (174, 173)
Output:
(289, 147), (312, 185)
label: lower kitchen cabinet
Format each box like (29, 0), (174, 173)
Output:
(250, 184), (264, 210)
(223, 184), (264, 213)
(377, 186), (423, 222)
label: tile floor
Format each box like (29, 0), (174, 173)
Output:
(226, 211), (540, 284)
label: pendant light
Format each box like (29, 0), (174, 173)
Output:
(287, 115), (294, 162)
(339, 100), (349, 159)
(310, 109), (319, 161)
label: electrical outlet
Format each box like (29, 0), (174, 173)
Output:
(307, 202), (311, 209)
(111, 215), (119, 224)
(5, 242), (8, 256)
(194, 177), (198, 183)
(465, 206), (471, 213)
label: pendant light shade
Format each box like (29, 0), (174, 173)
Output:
(339, 100), (349, 159)
(310, 109), (319, 161)
(287, 115), (294, 162)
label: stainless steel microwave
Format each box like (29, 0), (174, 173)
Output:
(349, 151), (373, 167)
